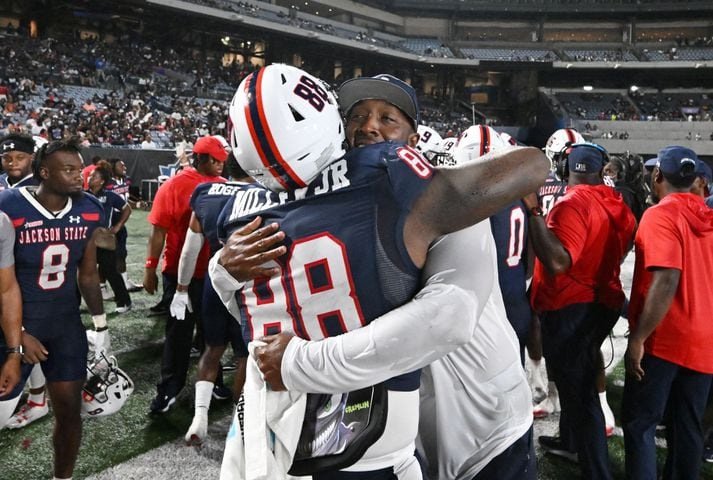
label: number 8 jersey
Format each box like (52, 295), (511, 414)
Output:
(218, 141), (433, 391)
(0, 187), (104, 311)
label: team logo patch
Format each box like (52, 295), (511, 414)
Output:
(25, 220), (43, 229)
(69, 215), (81, 224)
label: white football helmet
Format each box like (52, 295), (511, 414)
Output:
(415, 125), (443, 161)
(228, 64), (345, 192)
(429, 136), (459, 166)
(453, 125), (511, 165)
(82, 354), (134, 417)
(499, 132), (518, 146)
(213, 134), (232, 153)
(544, 128), (584, 164)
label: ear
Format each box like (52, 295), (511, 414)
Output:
(407, 132), (419, 148)
(39, 164), (50, 181)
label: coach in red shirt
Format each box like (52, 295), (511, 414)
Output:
(525, 143), (636, 480)
(623, 146), (713, 480)
(144, 135), (227, 413)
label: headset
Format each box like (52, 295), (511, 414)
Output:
(555, 142), (610, 180)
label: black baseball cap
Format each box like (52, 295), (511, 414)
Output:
(338, 74), (420, 129)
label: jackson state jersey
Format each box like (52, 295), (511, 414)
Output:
(106, 176), (131, 202)
(0, 187), (104, 313)
(90, 188), (126, 227)
(218, 142), (433, 391)
(537, 171), (568, 215)
(0, 173), (38, 191)
(489, 201), (531, 349)
(190, 181), (248, 254)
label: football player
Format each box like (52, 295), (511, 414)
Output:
(0, 134), (38, 191)
(0, 138), (106, 479)
(171, 154), (251, 445)
(212, 66), (548, 479)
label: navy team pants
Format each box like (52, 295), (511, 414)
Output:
(622, 353), (712, 480)
(540, 302), (618, 480)
(473, 427), (536, 480)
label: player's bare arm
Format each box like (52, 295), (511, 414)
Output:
(625, 267), (680, 381)
(405, 146), (549, 267)
(143, 224), (167, 294)
(0, 265), (23, 394)
(522, 191), (572, 275)
(110, 203), (132, 235)
(78, 228), (104, 316)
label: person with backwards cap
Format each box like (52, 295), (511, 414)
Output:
(623, 146), (713, 480)
(0, 133), (38, 191)
(144, 135), (228, 414)
(524, 143), (636, 479)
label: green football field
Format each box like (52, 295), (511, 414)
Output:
(1, 209), (712, 479)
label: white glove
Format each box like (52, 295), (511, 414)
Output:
(170, 291), (193, 320)
(93, 329), (111, 360)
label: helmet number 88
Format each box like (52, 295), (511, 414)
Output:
(293, 76), (329, 112)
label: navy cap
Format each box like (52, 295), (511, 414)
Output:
(656, 146), (698, 179)
(338, 74), (420, 129)
(644, 158), (658, 169)
(696, 159), (712, 181)
(567, 143), (607, 174)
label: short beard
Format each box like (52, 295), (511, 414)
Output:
(69, 190), (84, 200)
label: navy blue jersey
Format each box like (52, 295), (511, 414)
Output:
(106, 177), (131, 202)
(537, 171), (568, 215)
(190, 181), (248, 254)
(218, 142), (433, 391)
(0, 173), (38, 191)
(89, 188), (126, 227)
(489, 201), (531, 348)
(0, 187), (104, 312)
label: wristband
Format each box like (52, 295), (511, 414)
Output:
(145, 257), (159, 269)
(6, 345), (23, 356)
(92, 313), (107, 330)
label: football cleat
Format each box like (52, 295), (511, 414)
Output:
(533, 392), (560, 419)
(5, 396), (49, 429)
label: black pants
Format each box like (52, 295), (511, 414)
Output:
(97, 247), (130, 308)
(156, 273), (204, 397)
(540, 302), (619, 480)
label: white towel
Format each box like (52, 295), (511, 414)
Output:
(220, 341), (309, 480)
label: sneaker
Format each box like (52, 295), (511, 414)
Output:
(148, 303), (168, 317)
(605, 425), (615, 438)
(533, 393), (560, 419)
(529, 364), (548, 403)
(6, 397), (50, 429)
(601, 396), (616, 437)
(115, 303), (132, 314)
(212, 384), (232, 401)
(703, 431), (713, 463)
(101, 285), (114, 301)
(190, 346), (200, 358)
(149, 393), (176, 414)
(184, 414), (208, 445)
(222, 363), (237, 373)
(539, 435), (578, 463)
(125, 279), (144, 293)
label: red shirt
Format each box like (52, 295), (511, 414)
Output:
(531, 184), (636, 312)
(628, 193), (713, 373)
(148, 168), (225, 276)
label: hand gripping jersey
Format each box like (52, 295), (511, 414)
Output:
(218, 142), (433, 472)
(190, 182), (248, 254)
(0, 187), (104, 314)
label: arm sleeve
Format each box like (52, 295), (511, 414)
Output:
(0, 212), (15, 268)
(281, 220), (496, 393)
(208, 249), (245, 320)
(177, 228), (205, 286)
